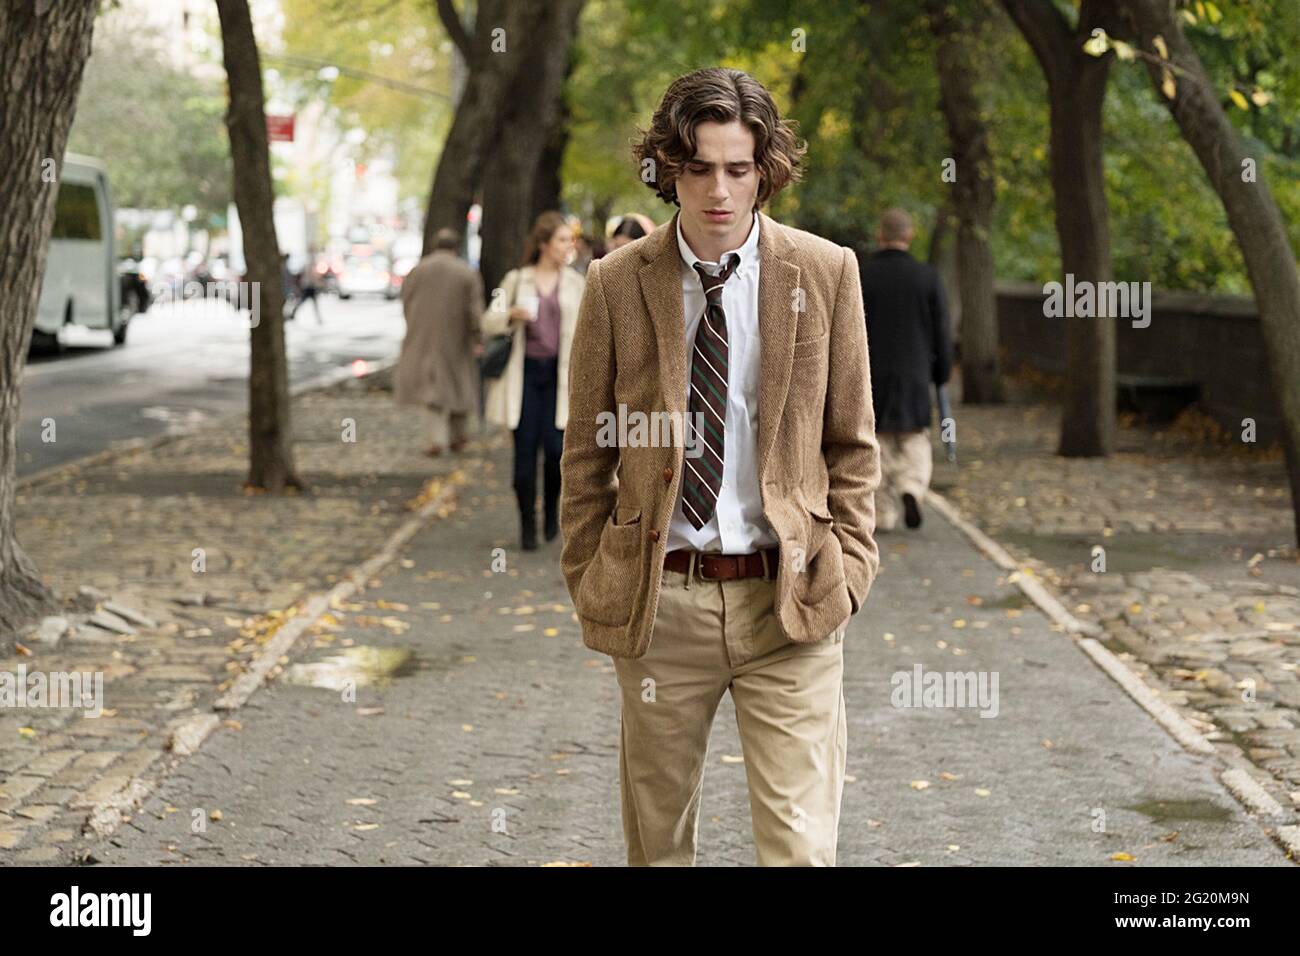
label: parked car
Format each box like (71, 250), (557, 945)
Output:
(389, 256), (419, 297)
(336, 250), (395, 300)
(32, 153), (136, 350)
(116, 259), (154, 324)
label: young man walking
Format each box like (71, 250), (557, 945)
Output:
(560, 67), (881, 866)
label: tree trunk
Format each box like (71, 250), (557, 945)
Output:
(421, 0), (550, 256)
(478, 0), (585, 294)
(1120, 0), (1300, 544)
(928, 202), (963, 344)
(531, 116), (567, 229)
(1002, 0), (1117, 456)
(530, 47), (576, 229)
(929, 0), (1002, 404)
(216, 0), (300, 492)
(0, 1), (98, 635)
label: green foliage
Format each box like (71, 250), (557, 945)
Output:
(257, 0), (1297, 293)
(279, 0), (453, 203)
(66, 12), (230, 223)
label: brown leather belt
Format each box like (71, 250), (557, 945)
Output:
(663, 547), (779, 582)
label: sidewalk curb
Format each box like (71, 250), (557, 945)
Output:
(1075, 637), (1215, 755)
(74, 439), (472, 850)
(927, 489), (1299, 862)
(926, 492), (1101, 637)
(212, 469), (465, 712)
(17, 357), (398, 491)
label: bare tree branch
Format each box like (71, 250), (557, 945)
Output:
(437, 0), (473, 63)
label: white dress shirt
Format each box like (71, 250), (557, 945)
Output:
(667, 210), (779, 554)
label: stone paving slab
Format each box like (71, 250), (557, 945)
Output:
(81, 431), (1290, 866)
(1, 371), (482, 860)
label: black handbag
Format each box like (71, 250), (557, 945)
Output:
(480, 333), (513, 379)
(479, 269), (519, 381)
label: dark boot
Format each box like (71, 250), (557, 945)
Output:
(543, 493), (560, 542)
(902, 492), (923, 529)
(517, 489), (538, 551)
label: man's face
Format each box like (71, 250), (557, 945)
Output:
(675, 119), (760, 256)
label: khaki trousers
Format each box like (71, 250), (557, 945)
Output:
(424, 405), (469, 448)
(875, 428), (933, 531)
(612, 563), (848, 866)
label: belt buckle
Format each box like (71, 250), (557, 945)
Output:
(695, 551), (725, 582)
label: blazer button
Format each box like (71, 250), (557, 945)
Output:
(662, 467), (672, 482)
(649, 529), (660, 542)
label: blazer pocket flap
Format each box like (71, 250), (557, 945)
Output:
(792, 331), (830, 358)
(612, 506), (643, 527)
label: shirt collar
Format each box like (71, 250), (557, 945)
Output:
(677, 209), (760, 280)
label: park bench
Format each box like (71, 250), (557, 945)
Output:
(1116, 373), (1200, 422)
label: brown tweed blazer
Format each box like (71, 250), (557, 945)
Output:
(559, 209), (881, 659)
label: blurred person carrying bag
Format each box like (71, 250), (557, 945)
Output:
(479, 269), (520, 380)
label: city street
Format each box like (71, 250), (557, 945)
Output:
(17, 295), (405, 478)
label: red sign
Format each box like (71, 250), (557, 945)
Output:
(266, 114), (295, 142)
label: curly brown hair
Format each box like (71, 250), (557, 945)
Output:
(632, 67), (806, 209)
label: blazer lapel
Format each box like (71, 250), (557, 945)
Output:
(755, 211), (799, 484)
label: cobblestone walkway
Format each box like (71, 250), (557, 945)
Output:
(1, 373), (473, 860)
(942, 394), (1300, 817)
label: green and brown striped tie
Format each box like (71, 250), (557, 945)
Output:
(682, 253), (740, 530)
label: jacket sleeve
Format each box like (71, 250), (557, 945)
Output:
(481, 268), (514, 337)
(929, 266), (954, 387)
(399, 261), (418, 313)
(467, 268), (485, 348)
(824, 246), (882, 615)
(559, 259), (619, 606)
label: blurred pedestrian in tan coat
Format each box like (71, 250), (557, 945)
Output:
(395, 228), (485, 455)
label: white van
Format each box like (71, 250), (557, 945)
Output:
(33, 153), (129, 348)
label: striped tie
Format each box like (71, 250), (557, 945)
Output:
(682, 253), (740, 530)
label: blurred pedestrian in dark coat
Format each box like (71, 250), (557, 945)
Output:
(858, 208), (953, 531)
